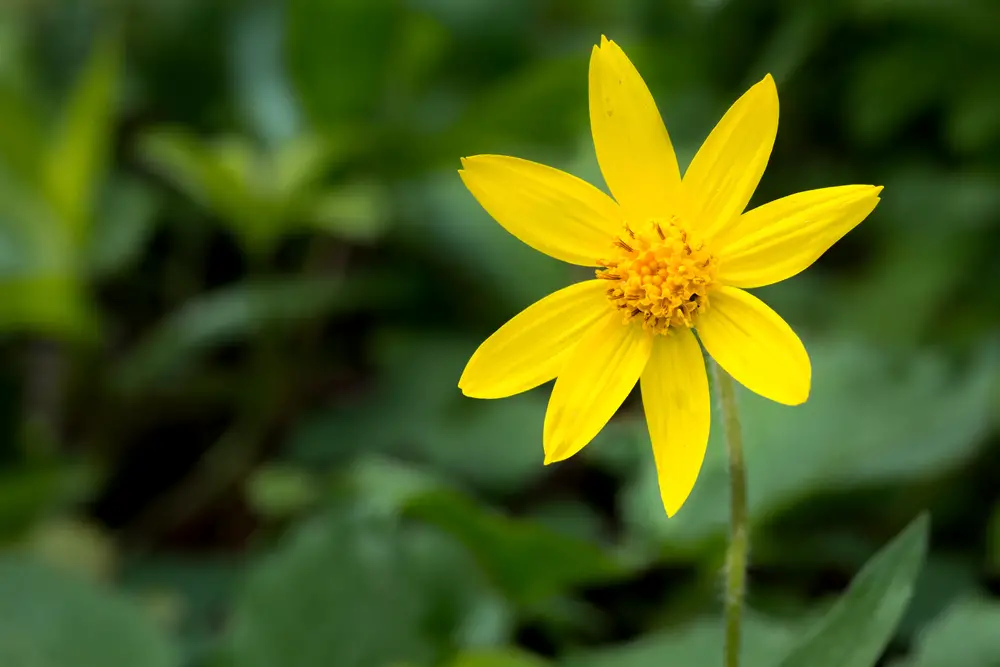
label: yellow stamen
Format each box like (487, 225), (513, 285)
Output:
(595, 217), (718, 334)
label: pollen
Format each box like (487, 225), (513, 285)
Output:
(596, 217), (718, 334)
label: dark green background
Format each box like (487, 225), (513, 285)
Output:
(0, 0), (998, 666)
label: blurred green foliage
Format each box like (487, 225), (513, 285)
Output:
(0, 0), (999, 666)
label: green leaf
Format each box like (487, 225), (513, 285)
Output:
(774, 513), (930, 667)
(405, 490), (625, 605)
(43, 36), (119, 246)
(229, 513), (435, 667)
(561, 613), (795, 667)
(120, 555), (240, 662)
(903, 597), (1000, 667)
(0, 557), (177, 667)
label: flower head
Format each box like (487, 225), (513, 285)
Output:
(457, 37), (882, 516)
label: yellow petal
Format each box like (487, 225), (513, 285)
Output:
(716, 185), (882, 288)
(459, 155), (621, 266)
(459, 280), (611, 399)
(696, 286), (810, 405)
(683, 75), (778, 239)
(640, 329), (710, 517)
(543, 314), (652, 464)
(589, 37), (681, 222)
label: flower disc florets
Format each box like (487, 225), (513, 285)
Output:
(596, 217), (718, 334)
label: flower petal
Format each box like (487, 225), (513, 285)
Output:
(716, 185), (883, 288)
(683, 75), (778, 239)
(589, 37), (681, 222)
(696, 286), (810, 405)
(543, 314), (652, 464)
(459, 155), (622, 266)
(640, 329), (710, 517)
(459, 280), (611, 399)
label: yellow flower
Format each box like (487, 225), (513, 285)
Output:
(456, 37), (882, 516)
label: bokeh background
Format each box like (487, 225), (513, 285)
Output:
(1, 0), (999, 666)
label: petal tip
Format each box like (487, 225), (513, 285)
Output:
(457, 368), (481, 397)
(542, 436), (573, 466)
(760, 74), (779, 100)
(661, 490), (693, 517)
(785, 382), (810, 406)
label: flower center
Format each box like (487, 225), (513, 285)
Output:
(596, 217), (718, 335)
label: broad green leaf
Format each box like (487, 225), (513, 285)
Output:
(774, 513), (929, 667)
(43, 37), (119, 246)
(229, 513), (435, 667)
(405, 490), (625, 605)
(623, 339), (995, 553)
(832, 233), (980, 346)
(902, 597), (1000, 667)
(0, 557), (177, 667)
(120, 555), (240, 662)
(561, 613), (794, 667)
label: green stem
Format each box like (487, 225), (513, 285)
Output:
(713, 360), (748, 667)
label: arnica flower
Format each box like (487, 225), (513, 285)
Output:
(457, 37), (882, 516)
